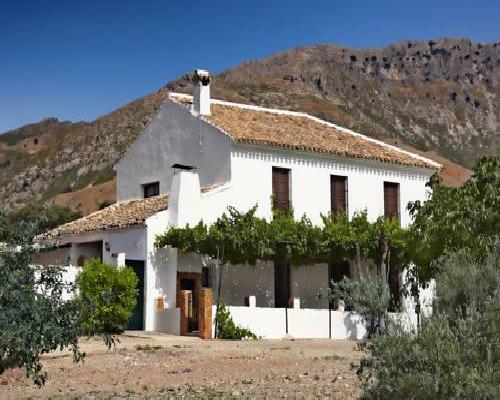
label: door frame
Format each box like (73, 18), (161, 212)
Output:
(126, 259), (145, 330)
(176, 272), (202, 334)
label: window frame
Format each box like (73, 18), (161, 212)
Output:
(383, 181), (400, 221)
(272, 166), (291, 215)
(330, 175), (348, 216)
(142, 181), (160, 199)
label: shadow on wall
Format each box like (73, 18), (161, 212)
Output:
(218, 261), (275, 307)
(343, 312), (361, 340)
(149, 246), (173, 306)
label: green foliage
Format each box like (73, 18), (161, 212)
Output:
(358, 302), (499, 400)
(333, 277), (391, 338)
(358, 250), (500, 399)
(434, 250), (499, 318)
(77, 259), (138, 334)
(408, 156), (499, 282)
(0, 203), (81, 242)
(156, 207), (408, 271)
(97, 200), (114, 210)
(0, 217), (83, 386)
(215, 301), (257, 340)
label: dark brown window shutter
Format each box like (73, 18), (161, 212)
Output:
(330, 175), (347, 214)
(272, 167), (290, 214)
(384, 182), (399, 219)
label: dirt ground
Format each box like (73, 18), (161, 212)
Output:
(0, 332), (363, 399)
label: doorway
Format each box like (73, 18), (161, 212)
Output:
(177, 272), (202, 334)
(126, 259), (145, 330)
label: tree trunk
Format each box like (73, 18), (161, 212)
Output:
(355, 242), (362, 279)
(379, 233), (389, 287)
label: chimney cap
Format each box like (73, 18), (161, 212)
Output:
(171, 163), (196, 171)
(193, 69), (211, 86)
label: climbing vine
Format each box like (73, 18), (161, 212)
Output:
(155, 206), (409, 276)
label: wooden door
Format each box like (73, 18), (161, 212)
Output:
(272, 167), (290, 214)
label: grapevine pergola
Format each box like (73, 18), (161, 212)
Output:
(155, 206), (409, 281)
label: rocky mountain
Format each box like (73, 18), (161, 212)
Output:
(0, 90), (169, 211)
(1, 38), (496, 212)
(170, 38), (499, 168)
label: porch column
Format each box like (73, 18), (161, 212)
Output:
(199, 288), (213, 339)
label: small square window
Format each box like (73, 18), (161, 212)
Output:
(143, 182), (159, 198)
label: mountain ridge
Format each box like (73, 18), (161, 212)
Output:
(2, 38), (496, 212)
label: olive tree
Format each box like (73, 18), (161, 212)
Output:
(0, 214), (83, 386)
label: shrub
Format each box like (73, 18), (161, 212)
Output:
(97, 200), (114, 210)
(77, 259), (138, 334)
(334, 277), (391, 338)
(358, 301), (499, 400)
(1, 203), (81, 241)
(434, 250), (499, 318)
(215, 301), (257, 340)
(357, 251), (500, 399)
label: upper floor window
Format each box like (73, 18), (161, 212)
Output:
(272, 167), (290, 214)
(383, 181), (400, 219)
(330, 175), (348, 215)
(143, 181), (160, 198)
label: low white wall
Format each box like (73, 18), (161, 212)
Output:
(212, 305), (418, 340)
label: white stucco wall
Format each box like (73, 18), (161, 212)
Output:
(292, 264), (330, 309)
(225, 145), (433, 226)
(144, 209), (172, 331)
(215, 262), (275, 307)
(63, 227), (146, 267)
(212, 305), (419, 340)
(115, 100), (232, 201)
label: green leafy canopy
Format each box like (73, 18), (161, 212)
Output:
(156, 206), (409, 269)
(0, 214), (83, 386)
(408, 156), (499, 282)
(77, 259), (138, 334)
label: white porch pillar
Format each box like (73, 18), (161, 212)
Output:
(115, 252), (126, 268)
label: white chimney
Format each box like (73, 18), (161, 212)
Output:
(168, 166), (201, 227)
(192, 69), (211, 116)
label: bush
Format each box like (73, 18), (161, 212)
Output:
(1, 203), (81, 242)
(357, 251), (500, 399)
(77, 259), (138, 334)
(434, 250), (499, 318)
(334, 277), (391, 338)
(358, 301), (499, 399)
(215, 301), (257, 340)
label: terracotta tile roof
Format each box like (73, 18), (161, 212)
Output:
(38, 194), (168, 241)
(171, 93), (440, 170)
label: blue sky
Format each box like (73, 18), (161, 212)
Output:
(1, 0), (498, 132)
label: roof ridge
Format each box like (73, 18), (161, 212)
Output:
(169, 92), (440, 168)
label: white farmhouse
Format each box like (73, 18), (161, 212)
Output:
(39, 70), (439, 339)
